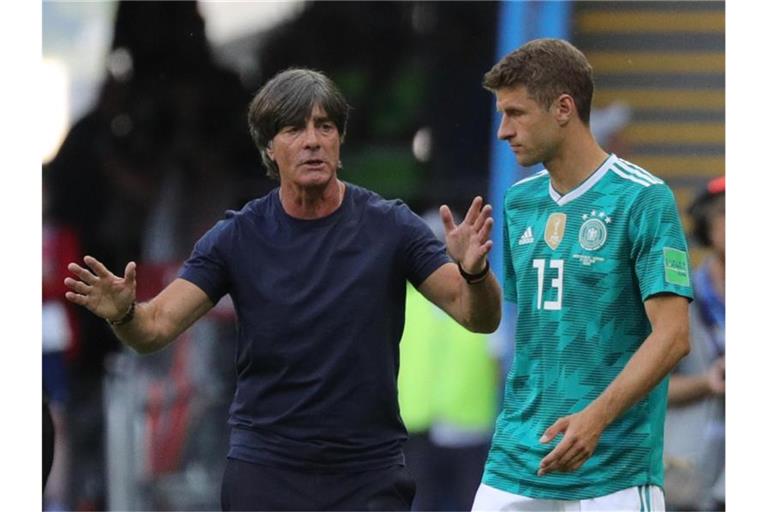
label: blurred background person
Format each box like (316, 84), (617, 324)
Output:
(590, 101), (632, 157)
(664, 176), (725, 512)
(399, 208), (500, 512)
(44, 2), (263, 509)
(42, 173), (81, 511)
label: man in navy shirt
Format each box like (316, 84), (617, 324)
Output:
(65, 68), (501, 511)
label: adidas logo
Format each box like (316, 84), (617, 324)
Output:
(518, 226), (534, 245)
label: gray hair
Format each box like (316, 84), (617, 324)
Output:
(247, 68), (350, 180)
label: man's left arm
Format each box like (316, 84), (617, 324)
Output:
(417, 196), (502, 334)
(537, 293), (690, 475)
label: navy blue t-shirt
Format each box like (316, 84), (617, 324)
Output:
(179, 183), (450, 470)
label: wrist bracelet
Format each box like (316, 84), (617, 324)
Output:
(108, 301), (136, 326)
(458, 260), (490, 284)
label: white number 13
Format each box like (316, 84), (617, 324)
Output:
(532, 258), (563, 310)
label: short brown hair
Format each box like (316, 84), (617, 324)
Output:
(483, 38), (594, 124)
(248, 68), (350, 180)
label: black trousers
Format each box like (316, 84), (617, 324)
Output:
(221, 458), (415, 511)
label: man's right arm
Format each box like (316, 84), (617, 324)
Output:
(65, 256), (214, 354)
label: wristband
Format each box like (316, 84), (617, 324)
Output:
(458, 260), (490, 284)
(108, 301), (136, 326)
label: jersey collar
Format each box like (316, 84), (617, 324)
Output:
(548, 154), (617, 206)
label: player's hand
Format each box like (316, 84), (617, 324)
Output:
(64, 255), (137, 323)
(537, 407), (608, 476)
(440, 196), (493, 274)
(708, 357), (725, 395)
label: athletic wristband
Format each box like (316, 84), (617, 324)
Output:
(108, 301), (136, 326)
(458, 260), (490, 284)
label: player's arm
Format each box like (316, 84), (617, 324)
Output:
(668, 356), (725, 405)
(65, 255), (214, 354)
(537, 293), (690, 475)
(417, 196), (502, 333)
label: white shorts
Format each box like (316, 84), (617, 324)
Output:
(472, 483), (665, 511)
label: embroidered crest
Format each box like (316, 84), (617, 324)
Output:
(544, 213), (567, 250)
(578, 210), (610, 251)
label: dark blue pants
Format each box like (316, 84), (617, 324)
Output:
(221, 458), (415, 511)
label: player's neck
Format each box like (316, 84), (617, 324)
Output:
(546, 131), (608, 196)
(279, 178), (346, 219)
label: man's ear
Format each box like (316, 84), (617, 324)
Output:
(265, 140), (274, 160)
(553, 94), (577, 125)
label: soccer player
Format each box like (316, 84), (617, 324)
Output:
(472, 39), (693, 511)
(64, 68), (501, 511)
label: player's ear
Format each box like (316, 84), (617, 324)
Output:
(265, 140), (274, 160)
(552, 94), (576, 125)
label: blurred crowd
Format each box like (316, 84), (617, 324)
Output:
(42, 2), (724, 511)
(43, 3), (267, 509)
(664, 177), (726, 512)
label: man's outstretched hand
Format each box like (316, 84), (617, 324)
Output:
(440, 196), (494, 274)
(65, 255), (136, 323)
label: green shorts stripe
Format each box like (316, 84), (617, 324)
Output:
(637, 485), (648, 512)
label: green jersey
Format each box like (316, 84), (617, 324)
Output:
(483, 154), (693, 499)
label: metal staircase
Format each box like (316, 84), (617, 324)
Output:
(573, 1), (725, 219)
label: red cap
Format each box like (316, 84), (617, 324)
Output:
(707, 176), (725, 195)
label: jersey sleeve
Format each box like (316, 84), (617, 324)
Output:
(177, 216), (233, 304)
(502, 209), (517, 303)
(395, 203), (451, 287)
(629, 184), (694, 302)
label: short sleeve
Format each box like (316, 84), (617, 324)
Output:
(629, 184), (694, 302)
(396, 204), (451, 287)
(178, 218), (233, 304)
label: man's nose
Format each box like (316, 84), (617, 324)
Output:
(497, 118), (514, 141)
(303, 126), (320, 147)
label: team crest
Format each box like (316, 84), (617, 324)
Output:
(544, 213), (567, 250)
(578, 210), (611, 251)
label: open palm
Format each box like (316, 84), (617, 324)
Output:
(65, 255), (137, 322)
(440, 196), (494, 274)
